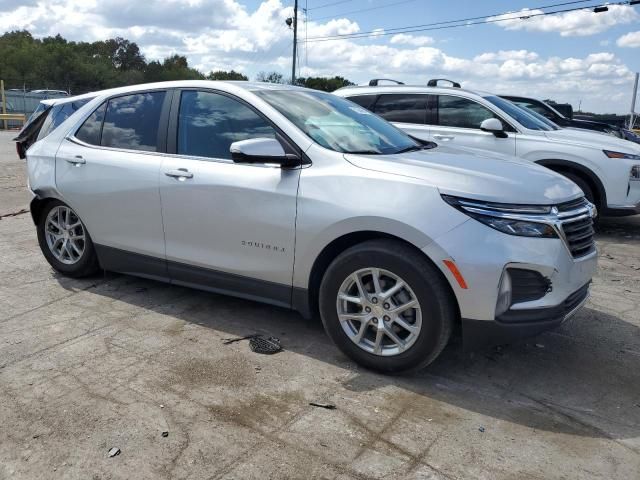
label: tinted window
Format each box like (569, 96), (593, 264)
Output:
(101, 92), (166, 151)
(347, 94), (378, 110)
(177, 90), (276, 160)
(374, 94), (427, 124)
(75, 102), (106, 145)
(484, 96), (552, 131)
(436, 95), (498, 129)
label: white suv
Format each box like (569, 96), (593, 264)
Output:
(335, 81), (640, 217)
(26, 81), (596, 372)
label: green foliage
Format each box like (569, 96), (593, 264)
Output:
(207, 70), (248, 81)
(255, 71), (286, 84)
(295, 76), (355, 92)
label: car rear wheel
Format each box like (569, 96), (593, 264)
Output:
(37, 200), (99, 277)
(319, 239), (455, 373)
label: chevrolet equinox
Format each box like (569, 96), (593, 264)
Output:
(25, 81), (597, 372)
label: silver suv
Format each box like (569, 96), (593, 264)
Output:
(25, 81), (597, 372)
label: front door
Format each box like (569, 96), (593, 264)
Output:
(428, 94), (517, 157)
(159, 89), (300, 307)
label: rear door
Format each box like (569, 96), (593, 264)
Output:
(428, 94), (517, 156)
(158, 89), (300, 306)
(55, 90), (170, 278)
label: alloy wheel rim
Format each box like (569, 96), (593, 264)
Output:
(336, 268), (422, 357)
(45, 206), (86, 265)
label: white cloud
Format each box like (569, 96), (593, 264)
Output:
(488, 5), (638, 37)
(617, 30), (640, 48)
(389, 34), (434, 46)
(0, 0), (637, 112)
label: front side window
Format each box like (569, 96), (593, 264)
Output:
(374, 94), (427, 124)
(255, 89), (418, 155)
(101, 92), (166, 151)
(75, 102), (106, 145)
(436, 95), (499, 129)
(177, 90), (276, 160)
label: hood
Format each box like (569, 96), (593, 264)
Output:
(344, 145), (582, 205)
(544, 128), (640, 154)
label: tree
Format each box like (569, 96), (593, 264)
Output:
(207, 70), (248, 81)
(256, 71), (285, 84)
(295, 76), (355, 92)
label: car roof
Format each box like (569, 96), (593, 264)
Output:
(334, 84), (493, 97)
(39, 81), (310, 107)
(40, 91), (101, 106)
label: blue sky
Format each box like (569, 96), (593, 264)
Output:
(2, 0), (640, 112)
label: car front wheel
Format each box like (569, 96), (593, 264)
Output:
(319, 239), (456, 373)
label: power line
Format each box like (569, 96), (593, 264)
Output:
(310, 0), (420, 22)
(307, 0), (352, 11)
(302, 0), (625, 42)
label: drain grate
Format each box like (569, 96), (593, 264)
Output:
(249, 336), (282, 355)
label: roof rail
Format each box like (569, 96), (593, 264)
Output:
(368, 78), (405, 86)
(427, 78), (461, 88)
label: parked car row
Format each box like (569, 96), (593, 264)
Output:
(16, 80), (613, 372)
(335, 79), (640, 217)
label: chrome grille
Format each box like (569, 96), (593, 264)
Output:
(558, 198), (596, 258)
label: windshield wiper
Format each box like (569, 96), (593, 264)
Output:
(346, 150), (383, 155)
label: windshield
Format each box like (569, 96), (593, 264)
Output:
(255, 89), (419, 154)
(484, 95), (554, 131)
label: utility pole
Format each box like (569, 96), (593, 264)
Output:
(291, 0), (298, 85)
(629, 72), (638, 130)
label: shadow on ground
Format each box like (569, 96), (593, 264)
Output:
(52, 260), (640, 444)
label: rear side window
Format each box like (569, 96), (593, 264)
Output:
(177, 90), (276, 160)
(101, 92), (166, 151)
(373, 94), (427, 124)
(436, 95), (498, 129)
(76, 102), (106, 146)
(347, 95), (378, 110)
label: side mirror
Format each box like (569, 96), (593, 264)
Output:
(230, 138), (301, 168)
(480, 118), (508, 138)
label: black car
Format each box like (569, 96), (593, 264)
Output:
(499, 95), (639, 144)
(14, 95), (94, 159)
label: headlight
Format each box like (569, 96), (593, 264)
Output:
(603, 150), (640, 160)
(442, 195), (559, 238)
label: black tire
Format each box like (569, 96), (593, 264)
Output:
(562, 172), (596, 207)
(37, 199), (100, 278)
(319, 239), (456, 373)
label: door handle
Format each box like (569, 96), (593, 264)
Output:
(65, 155), (86, 166)
(165, 168), (194, 180)
(433, 134), (455, 141)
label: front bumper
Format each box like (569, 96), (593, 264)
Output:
(422, 218), (597, 350)
(462, 282), (589, 350)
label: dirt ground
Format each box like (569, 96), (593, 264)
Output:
(1, 130), (639, 479)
